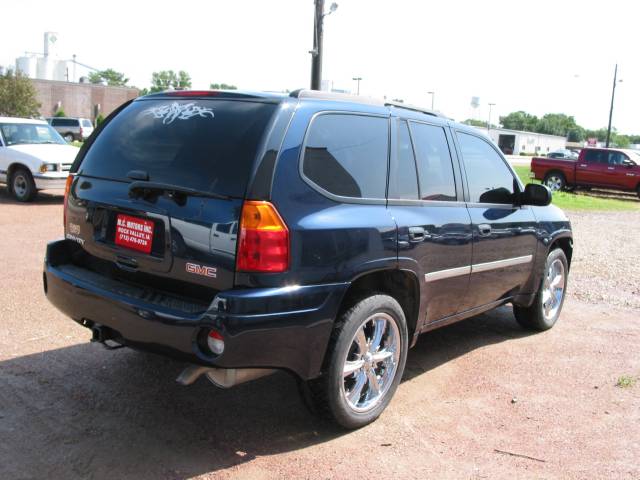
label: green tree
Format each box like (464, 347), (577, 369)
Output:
(536, 113), (579, 137)
(209, 82), (237, 90)
(88, 68), (129, 86)
(0, 70), (41, 117)
(614, 134), (630, 148)
(95, 113), (105, 126)
(150, 70), (192, 93)
(54, 109), (66, 117)
(499, 111), (539, 132)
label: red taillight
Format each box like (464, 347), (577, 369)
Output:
(236, 201), (289, 273)
(79, 127), (83, 137)
(63, 175), (73, 229)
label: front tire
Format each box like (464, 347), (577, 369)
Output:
(305, 294), (408, 429)
(544, 172), (566, 192)
(11, 168), (37, 202)
(514, 248), (568, 331)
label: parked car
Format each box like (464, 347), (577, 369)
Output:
(531, 147), (640, 197)
(43, 90), (572, 428)
(46, 117), (94, 142)
(0, 117), (79, 201)
(547, 149), (578, 160)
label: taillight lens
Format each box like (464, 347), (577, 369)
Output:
(236, 201), (289, 272)
(206, 330), (225, 355)
(63, 175), (73, 229)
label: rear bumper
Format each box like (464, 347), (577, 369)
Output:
(44, 239), (348, 379)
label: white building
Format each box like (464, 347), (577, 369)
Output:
(479, 127), (566, 155)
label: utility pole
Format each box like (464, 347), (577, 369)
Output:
(352, 77), (362, 95)
(310, 0), (324, 90)
(427, 91), (434, 110)
(310, 1), (338, 90)
(605, 64), (618, 148)
(488, 103), (495, 133)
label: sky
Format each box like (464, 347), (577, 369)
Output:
(2, 0), (639, 132)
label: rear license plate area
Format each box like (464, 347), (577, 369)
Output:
(115, 214), (155, 254)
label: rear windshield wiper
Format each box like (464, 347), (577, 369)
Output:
(128, 181), (230, 203)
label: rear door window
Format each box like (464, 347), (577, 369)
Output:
(410, 122), (457, 201)
(388, 120), (419, 200)
(77, 99), (277, 198)
(302, 113), (389, 199)
(81, 119), (93, 128)
(583, 150), (607, 164)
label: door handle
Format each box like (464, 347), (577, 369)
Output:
(579, 164), (587, 167)
(408, 226), (426, 242)
(607, 167), (615, 170)
(478, 224), (492, 236)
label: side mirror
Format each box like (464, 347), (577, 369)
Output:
(520, 183), (552, 206)
(622, 158), (635, 167)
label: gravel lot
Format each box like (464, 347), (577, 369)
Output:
(0, 190), (638, 479)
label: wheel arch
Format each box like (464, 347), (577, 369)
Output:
(6, 163), (33, 191)
(336, 268), (421, 340)
(549, 235), (573, 269)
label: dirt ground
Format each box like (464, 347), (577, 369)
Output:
(1, 189), (639, 480)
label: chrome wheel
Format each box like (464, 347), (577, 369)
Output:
(64, 134), (74, 142)
(542, 258), (565, 321)
(545, 175), (563, 191)
(341, 312), (400, 413)
(13, 174), (28, 199)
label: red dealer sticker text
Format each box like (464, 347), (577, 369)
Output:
(115, 214), (155, 254)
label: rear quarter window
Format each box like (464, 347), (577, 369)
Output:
(302, 113), (388, 199)
(77, 99), (277, 198)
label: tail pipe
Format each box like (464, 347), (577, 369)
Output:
(176, 365), (276, 388)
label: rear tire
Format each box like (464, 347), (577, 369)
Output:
(11, 168), (37, 202)
(304, 294), (408, 429)
(544, 172), (566, 192)
(514, 248), (568, 331)
(63, 133), (74, 142)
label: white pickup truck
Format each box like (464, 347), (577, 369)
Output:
(0, 117), (79, 201)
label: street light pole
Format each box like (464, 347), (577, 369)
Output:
(310, 2), (338, 91)
(427, 91), (434, 110)
(488, 103), (495, 133)
(310, 0), (324, 90)
(605, 64), (618, 148)
(352, 77), (362, 95)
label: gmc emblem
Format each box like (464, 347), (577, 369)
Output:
(186, 263), (217, 278)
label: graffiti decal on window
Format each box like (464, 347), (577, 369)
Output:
(144, 102), (215, 125)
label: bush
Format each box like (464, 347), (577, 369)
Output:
(95, 113), (105, 126)
(54, 109), (66, 117)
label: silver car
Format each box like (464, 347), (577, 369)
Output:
(46, 117), (94, 142)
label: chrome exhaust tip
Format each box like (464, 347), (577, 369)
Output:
(176, 365), (276, 388)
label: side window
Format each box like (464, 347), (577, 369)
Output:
(410, 122), (457, 201)
(457, 132), (517, 204)
(303, 114), (388, 199)
(608, 152), (627, 165)
(583, 150), (606, 164)
(51, 119), (60, 127)
(388, 120), (419, 200)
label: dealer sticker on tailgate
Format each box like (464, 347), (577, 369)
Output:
(115, 214), (154, 254)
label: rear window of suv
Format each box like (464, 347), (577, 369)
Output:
(77, 99), (277, 198)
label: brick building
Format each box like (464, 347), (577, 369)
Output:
(32, 79), (139, 121)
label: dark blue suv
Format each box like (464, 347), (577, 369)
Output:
(44, 89), (572, 428)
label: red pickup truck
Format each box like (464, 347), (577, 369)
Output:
(531, 148), (640, 198)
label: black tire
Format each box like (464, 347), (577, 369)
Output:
(10, 168), (37, 202)
(514, 248), (568, 331)
(543, 172), (566, 192)
(63, 133), (74, 142)
(304, 294), (408, 429)
(636, 185), (640, 200)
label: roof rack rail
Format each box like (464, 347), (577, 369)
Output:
(384, 101), (444, 118)
(290, 89), (446, 118)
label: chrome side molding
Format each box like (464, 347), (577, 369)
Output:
(425, 255), (533, 282)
